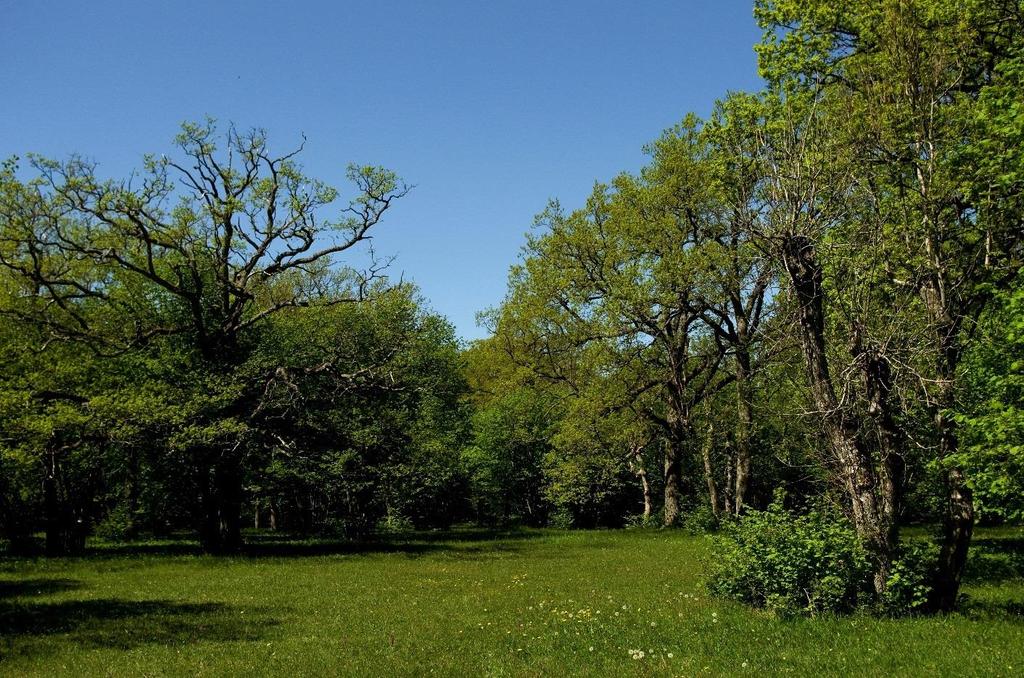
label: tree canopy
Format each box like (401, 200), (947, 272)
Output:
(1, 0), (1022, 617)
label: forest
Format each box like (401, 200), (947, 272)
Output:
(1, 0), (1022, 640)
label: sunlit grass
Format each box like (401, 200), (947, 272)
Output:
(1, 528), (1022, 676)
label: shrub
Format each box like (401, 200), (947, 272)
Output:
(707, 502), (872, 616)
(624, 512), (660, 529)
(93, 503), (137, 541)
(377, 510), (414, 534)
(548, 509), (575, 530)
(683, 504), (721, 534)
(879, 540), (938, 616)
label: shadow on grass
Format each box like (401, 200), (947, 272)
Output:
(395, 527), (554, 543)
(965, 535), (1024, 585)
(241, 538), (446, 558)
(961, 597), (1024, 622)
(240, 529), (545, 559)
(71, 527), (549, 560)
(0, 578), (83, 599)
(0, 597), (279, 652)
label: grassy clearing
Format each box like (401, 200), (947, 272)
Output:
(1, 528), (1022, 676)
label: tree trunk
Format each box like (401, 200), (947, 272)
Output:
(929, 328), (973, 611)
(781, 234), (893, 592)
(43, 459), (61, 556)
(701, 423), (720, 519)
(640, 469), (652, 519)
(124, 449), (140, 540)
(216, 458), (243, 552)
(197, 451), (244, 554)
(42, 448), (84, 556)
(858, 338), (903, 552)
(723, 441), (735, 516)
(628, 444), (653, 520)
(733, 342), (754, 515)
(933, 464), (974, 611)
(199, 465), (222, 553)
(663, 436), (683, 527)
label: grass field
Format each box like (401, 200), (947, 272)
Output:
(1, 528), (1022, 676)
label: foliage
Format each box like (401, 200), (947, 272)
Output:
(879, 540), (939, 616)
(462, 386), (557, 526)
(545, 393), (656, 528)
(957, 279), (1024, 522)
(708, 502), (872, 616)
(0, 122), (488, 551)
(543, 446), (634, 528)
(682, 504), (721, 535)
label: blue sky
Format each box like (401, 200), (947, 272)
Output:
(0, 1), (763, 341)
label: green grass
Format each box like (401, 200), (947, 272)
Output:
(1, 528), (1023, 676)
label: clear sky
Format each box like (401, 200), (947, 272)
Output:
(0, 1), (763, 341)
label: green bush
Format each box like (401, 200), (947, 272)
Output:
(624, 512), (661, 529)
(707, 503), (872, 616)
(548, 508), (575, 529)
(377, 510), (414, 534)
(683, 504), (721, 534)
(879, 541), (937, 616)
(93, 503), (137, 541)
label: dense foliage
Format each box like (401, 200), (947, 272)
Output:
(476, 0), (1024, 614)
(0, 124), (470, 552)
(0, 0), (1021, 619)
(708, 502), (873, 616)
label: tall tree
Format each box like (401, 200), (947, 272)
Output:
(752, 89), (904, 592)
(494, 120), (733, 525)
(694, 94), (776, 514)
(755, 0), (1024, 608)
(0, 122), (407, 552)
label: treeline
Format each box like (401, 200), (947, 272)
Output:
(472, 0), (1024, 613)
(0, 122), (477, 554)
(0, 0), (1021, 618)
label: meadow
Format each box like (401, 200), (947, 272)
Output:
(1, 528), (1022, 677)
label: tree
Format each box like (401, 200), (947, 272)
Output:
(0, 121), (408, 552)
(461, 336), (561, 526)
(692, 94), (776, 514)
(246, 284), (470, 535)
(546, 372), (662, 527)
(741, 88), (906, 594)
(493, 119), (737, 526)
(755, 0), (1024, 608)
